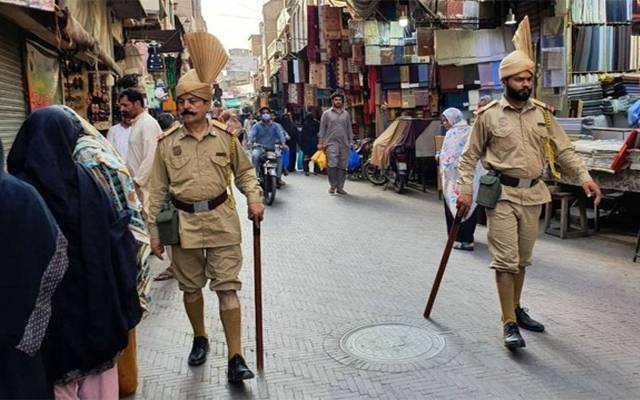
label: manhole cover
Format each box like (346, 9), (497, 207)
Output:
(340, 323), (445, 362)
(324, 318), (463, 372)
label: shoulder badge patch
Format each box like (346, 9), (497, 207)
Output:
(158, 122), (181, 142)
(212, 119), (235, 135)
(476, 99), (498, 115)
(531, 98), (555, 113)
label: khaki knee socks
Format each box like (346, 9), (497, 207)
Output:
(184, 291), (207, 338)
(496, 272), (516, 325)
(220, 308), (242, 359)
(514, 268), (525, 308)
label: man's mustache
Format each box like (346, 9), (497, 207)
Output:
(181, 110), (196, 116)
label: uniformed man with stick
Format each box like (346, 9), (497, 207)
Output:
(147, 33), (264, 381)
(456, 19), (601, 349)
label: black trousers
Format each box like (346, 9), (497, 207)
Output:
(444, 199), (479, 243)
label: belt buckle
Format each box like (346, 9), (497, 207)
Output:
(518, 178), (532, 188)
(193, 200), (209, 213)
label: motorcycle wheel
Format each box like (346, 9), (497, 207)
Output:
(363, 161), (388, 185)
(394, 174), (406, 194)
(264, 174), (277, 206)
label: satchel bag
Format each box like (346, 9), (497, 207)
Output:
(476, 173), (502, 209)
(156, 202), (180, 245)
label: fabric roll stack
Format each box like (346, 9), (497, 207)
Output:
(568, 83), (604, 116)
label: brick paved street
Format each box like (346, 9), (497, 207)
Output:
(133, 174), (640, 400)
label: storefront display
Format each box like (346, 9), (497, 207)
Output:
(87, 71), (113, 130)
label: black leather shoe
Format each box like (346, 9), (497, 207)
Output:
(516, 307), (545, 332)
(188, 336), (209, 366)
(503, 322), (526, 349)
(227, 354), (255, 382)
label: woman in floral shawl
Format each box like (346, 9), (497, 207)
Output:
(438, 107), (485, 251)
(59, 105), (151, 396)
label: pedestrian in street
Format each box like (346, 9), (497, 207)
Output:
(300, 111), (320, 176)
(438, 107), (485, 251)
(106, 115), (133, 159)
(146, 32), (264, 382)
(456, 50), (602, 349)
(319, 91), (353, 195)
(66, 105), (153, 396)
(278, 110), (299, 173)
(0, 144), (69, 399)
(248, 106), (287, 187)
(118, 88), (163, 214)
(7, 107), (142, 397)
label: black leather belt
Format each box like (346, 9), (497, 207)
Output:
(500, 175), (539, 188)
(171, 191), (228, 213)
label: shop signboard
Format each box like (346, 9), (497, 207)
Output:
(25, 41), (62, 111)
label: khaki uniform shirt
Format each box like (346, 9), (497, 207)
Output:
(147, 121), (262, 249)
(457, 97), (592, 206)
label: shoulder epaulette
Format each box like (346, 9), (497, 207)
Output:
(158, 123), (181, 141)
(476, 100), (498, 115)
(212, 119), (235, 135)
(531, 98), (555, 112)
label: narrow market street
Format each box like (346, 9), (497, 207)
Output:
(134, 174), (640, 400)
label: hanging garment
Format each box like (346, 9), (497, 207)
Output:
(402, 89), (416, 108)
(416, 27), (434, 56)
(415, 89), (430, 107)
(418, 64), (430, 86)
(364, 20), (380, 45)
(387, 90), (402, 108)
(307, 5), (320, 62)
(439, 65), (465, 92)
(146, 42), (163, 72)
(323, 6), (342, 40)
(381, 47), (394, 65)
(349, 19), (364, 44)
(463, 64), (480, 88)
(365, 45), (381, 65)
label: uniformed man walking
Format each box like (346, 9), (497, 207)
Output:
(456, 50), (602, 349)
(147, 33), (264, 382)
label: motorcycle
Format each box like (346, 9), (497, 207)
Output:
(254, 144), (281, 206)
(347, 137), (374, 180)
(363, 144), (407, 193)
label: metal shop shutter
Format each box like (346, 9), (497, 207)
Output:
(0, 21), (27, 154)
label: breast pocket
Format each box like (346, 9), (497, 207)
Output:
(490, 126), (518, 153)
(167, 156), (190, 183)
(211, 154), (230, 168)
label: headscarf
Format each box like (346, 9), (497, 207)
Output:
(439, 108), (485, 221)
(59, 106), (152, 317)
(499, 50), (535, 80)
(0, 144), (68, 397)
(7, 107), (141, 384)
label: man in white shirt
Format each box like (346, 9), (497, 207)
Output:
(106, 116), (133, 159)
(118, 88), (162, 212)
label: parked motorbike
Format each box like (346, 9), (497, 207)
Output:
(254, 144), (281, 206)
(363, 144), (407, 193)
(347, 137), (374, 180)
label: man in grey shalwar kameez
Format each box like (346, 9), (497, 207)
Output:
(319, 92), (353, 195)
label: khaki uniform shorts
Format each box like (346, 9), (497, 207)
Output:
(171, 244), (242, 292)
(486, 201), (542, 274)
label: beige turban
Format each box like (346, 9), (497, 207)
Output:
(176, 69), (212, 100)
(499, 50), (535, 80)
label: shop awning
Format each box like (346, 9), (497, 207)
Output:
(109, 0), (146, 19)
(127, 29), (183, 53)
(0, 3), (122, 75)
